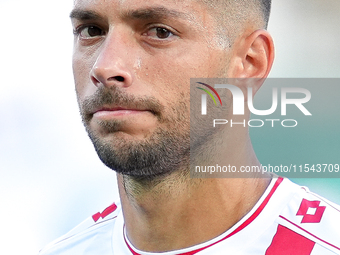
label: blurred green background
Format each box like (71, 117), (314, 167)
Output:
(250, 79), (340, 203)
(257, 0), (340, 204)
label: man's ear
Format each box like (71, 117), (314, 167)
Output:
(228, 29), (275, 79)
(227, 29), (274, 97)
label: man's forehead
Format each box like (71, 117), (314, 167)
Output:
(74, 0), (199, 9)
(72, 0), (212, 27)
(72, 0), (208, 17)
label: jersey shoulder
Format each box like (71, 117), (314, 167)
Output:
(39, 202), (121, 255)
(273, 180), (340, 254)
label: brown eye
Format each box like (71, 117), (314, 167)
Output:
(144, 27), (175, 40)
(78, 26), (104, 38)
(156, 27), (171, 39)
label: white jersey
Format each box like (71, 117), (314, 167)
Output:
(39, 178), (340, 255)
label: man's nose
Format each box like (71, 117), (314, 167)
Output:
(90, 30), (134, 89)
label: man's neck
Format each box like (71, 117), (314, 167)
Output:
(118, 125), (271, 252)
(117, 166), (271, 253)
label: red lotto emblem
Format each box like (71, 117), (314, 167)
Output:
(296, 199), (326, 223)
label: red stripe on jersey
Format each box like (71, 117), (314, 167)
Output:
(280, 215), (340, 251)
(92, 203), (118, 222)
(265, 225), (315, 255)
(125, 177), (283, 255)
(125, 237), (140, 255)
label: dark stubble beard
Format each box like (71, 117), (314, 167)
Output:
(79, 86), (190, 181)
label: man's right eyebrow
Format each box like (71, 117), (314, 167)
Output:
(122, 6), (192, 21)
(69, 9), (103, 21)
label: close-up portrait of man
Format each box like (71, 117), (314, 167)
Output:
(36, 0), (340, 254)
(0, 0), (339, 255)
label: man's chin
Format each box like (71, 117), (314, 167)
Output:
(89, 119), (158, 141)
(87, 127), (190, 181)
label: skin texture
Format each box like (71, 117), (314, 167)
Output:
(71, 0), (274, 252)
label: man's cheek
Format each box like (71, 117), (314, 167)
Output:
(73, 59), (94, 96)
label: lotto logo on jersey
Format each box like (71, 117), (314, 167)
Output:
(297, 199), (326, 224)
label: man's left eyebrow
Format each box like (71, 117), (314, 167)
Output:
(122, 6), (192, 21)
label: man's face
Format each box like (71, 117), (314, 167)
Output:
(71, 0), (232, 178)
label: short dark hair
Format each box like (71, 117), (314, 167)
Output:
(201, 0), (272, 28)
(259, 0), (272, 28)
(197, 0), (272, 48)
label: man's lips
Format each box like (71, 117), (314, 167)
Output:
(92, 107), (151, 119)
